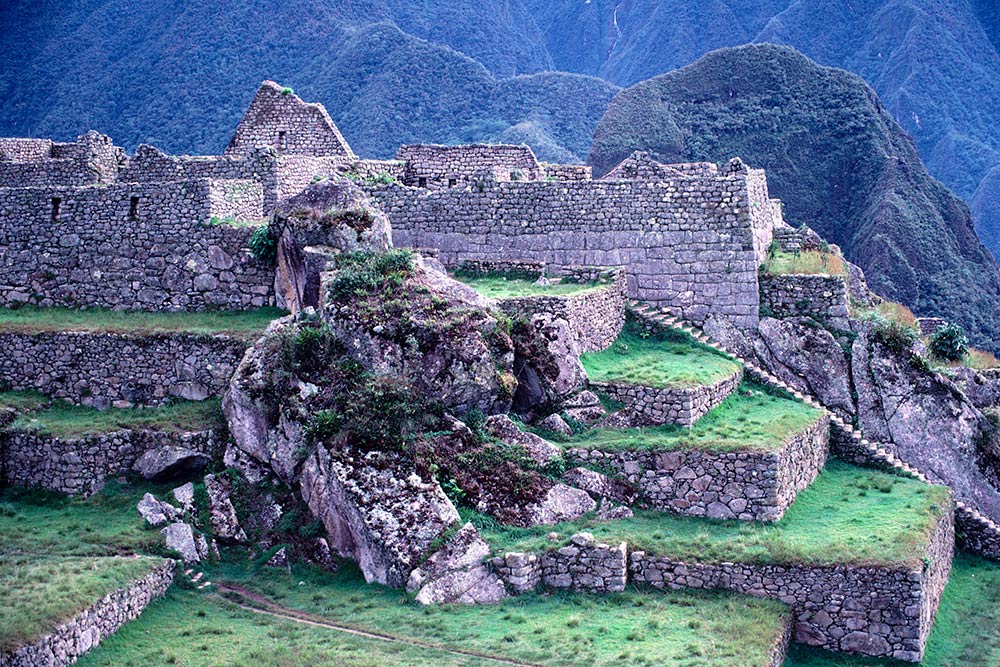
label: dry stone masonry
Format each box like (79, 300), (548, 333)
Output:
(760, 273), (851, 330)
(591, 367), (743, 427)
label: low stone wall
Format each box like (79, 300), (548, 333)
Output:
(490, 533), (627, 593)
(567, 414), (829, 522)
(759, 273), (850, 329)
(454, 258), (545, 280)
(0, 331), (250, 408)
(1, 429), (220, 495)
(590, 367), (742, 427)
(0, 559), (175, 667)
(631, 506), (954, 663)
(955, 505), (1000, 560)
(496, 269), (627, 353)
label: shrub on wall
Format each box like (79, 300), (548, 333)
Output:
(930, 323), (969, 361)
(248, 225), (277, 264)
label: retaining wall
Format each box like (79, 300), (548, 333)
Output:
(567, 413), (829, 521)
(1, 428), (220, 495)
(0, 331), (250, 408)
(759, 273), (850, 329)
(0, 559), (175, 667)
(591, 368), (742, 428)
(490, 533), (627, 593)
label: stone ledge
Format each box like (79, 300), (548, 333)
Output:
(0, 559), (175, 667)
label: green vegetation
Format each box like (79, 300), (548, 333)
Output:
(784, 553), (1000, 667)
(556, 386), (824, 453)
(580, 324), (740, 389)
(8, 398), (224, 438)
(762, 249), (845, 276)
(326, 249), (414, 301)
(0, 306), (283, 341)
(457, 275), (602, 299)
(929, 323), (969, 362)
(476, 460), (949, 568)
(0, 390), (48, 413)
(81, 563), (790, 667)
(0, 555), (162, 652)
(248, 225), (277, 264)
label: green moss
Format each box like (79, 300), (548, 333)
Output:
(9, 399), (224, 439)
(0, 555), (163, 652)
(0, 307), (284, 341)
(456, 275), (602, 299)
(557, 385), (824, 454)
(476, 460), (950, 569)
(580, 324), (740, 389)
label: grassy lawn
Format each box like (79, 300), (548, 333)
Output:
(0, 306), (284, 340)
(475, 460), (949, 569)
(784, 553), (1000, 667)
(455, 275), (602, 299)
(8, 398), (224, 438)
(556, 386), (824, 453)
(762, 250), (845, 276)
(580, 325), (740, 389)
(0, 555), (163, 653)
(79, 562), (789, 667)
(0, 390), (48, 413)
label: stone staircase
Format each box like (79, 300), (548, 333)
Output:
(629, 300), (1000, 553)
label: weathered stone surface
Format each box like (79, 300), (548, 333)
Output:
(484, 414), (560, 465)
(204, 474), (247, 543)
(132, 446), (210, 481)
(537, 413), (572, 436)
(161, 522), (201, 563)
(406, 523), (508, 605)
(561, 467), (636, 505)
(511, 313), (587, 412)
(137, 493), (180, 527)
(172, 482), (195, 511)
(523, 484), (596, 526)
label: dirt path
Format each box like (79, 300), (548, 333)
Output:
(214, 583), (545, 667)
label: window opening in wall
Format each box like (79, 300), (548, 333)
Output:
(50, 197), (62, 221)
(418, 176), (427, 188)
(129, 196), (139, 218)
(448, 178), (457, 188)
(278, 131), (288, 151)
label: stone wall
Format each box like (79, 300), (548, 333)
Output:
(0, 331), (249, 407)
(0, 559), (175, 667)
(367, 167), (776, 329)
(631, 506), (954, 663)
(542, 164), (592, 181)
(455, 259), (545, 279)
(759, 273), (851, 329)
(954, 504), (1000, 560)
(495, 269), (627, 353)
(490, 533), (627, 593)
(590, 368), (742, 428)
(567, 413), (829, 522)
(0, 132), (124, 188)
(1, 428), (220, 495)
(396, 144), (543, 189)
(0, 179), (275, 310)
(917, 317), (949, 337)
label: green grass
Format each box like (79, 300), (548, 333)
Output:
(80, 562), (789, 667)
(580, 326), (740, 389)
(0, 484), (167, 558)
(455, 275), (603, 299)
(0, 555), (163, 652)
(476, 460), (949, 569)
(784, 553), (1000, 667)
(8, 398), (224, 438)
(0, 306), (285, 341)
(761, 250), (846, 276)
(556, 385), (824, 453)
(0, 390), (48, 413)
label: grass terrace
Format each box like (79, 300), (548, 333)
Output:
(761, 249), (846, 276)
(455, 275), (602, 299)
(5, 396), (224, 439)
(0, 390), (48, 413)
(79, 563), (791, 667)
(580, 324), (740, 389)
(0, 555), (164, 653)
(474, 460), (949, 569)
(555, 385), (824, 454)
(0, 306), (285, 341)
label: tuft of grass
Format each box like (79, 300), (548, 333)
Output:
(9, 399), (224, 439)
(580, 324), (740, 389)
(875, 300), (917, 327)
(455, 275), (602, 299)
(475, 460), (950, 569)
(0, 307), (284, 341)
(762, 250), (845, 276)
(556, 384), (824, 453)
(0, 555), (163, 652)
(0, 390), (48, 413)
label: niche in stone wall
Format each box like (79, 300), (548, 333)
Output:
(418, 177), (427, 188)
(50, 197), (61, 222)
(129, 196), (139, 218)
(448, 178), (457, 188)
(278, 131), (288, 152)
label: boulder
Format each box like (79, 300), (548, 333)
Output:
(204, 474), (247, 543)
(161, 522), (200, 563)
(561, 467), (636, 505)
(512, 313), (587, 412)
(537, 413), (573, 436)
(133, 446), (209, 481)
(484, 414), (560, 465)
(172, 482), (195, 512)
(137, 493), (181, 527)
(299, 444), (461, 588)
(266, 547), (289, 569)
(406, 523), (508, 605)
(524, 484), (596, 526)
(949, 366), (1000, 410)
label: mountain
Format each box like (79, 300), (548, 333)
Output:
(589, 44), (1000, 352)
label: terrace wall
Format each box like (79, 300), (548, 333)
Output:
(759, 273), (850, 329)
(1, 428), (220, 495)
(566, 413), (829, 521)
(367, 168), (776, 329)
(590, 368), (743, 428)
(0, 331), (249, 408)
(490, 533), (627, 593)
(0, 180), (275, 311)
(0, 559), (175, 667)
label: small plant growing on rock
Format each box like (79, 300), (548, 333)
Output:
(930, 323), (968, 361)
(280, 87), (294, 96)
(874, 318), (917, 355)
(248, 225), (277, 264)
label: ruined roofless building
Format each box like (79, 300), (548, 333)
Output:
(0, 81), (788, 329)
